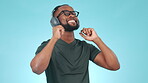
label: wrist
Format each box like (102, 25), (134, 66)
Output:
(51, 37), (59, 42)
(92, 37), (101, 43)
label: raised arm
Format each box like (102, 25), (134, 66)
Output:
(30, 25), (65, 74)
(80, 28), (120, 71)
(93, 37), (120, 70)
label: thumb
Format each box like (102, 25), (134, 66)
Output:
(79, 32), (87, 39)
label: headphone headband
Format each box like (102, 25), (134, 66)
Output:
(52, 4), (69, 17)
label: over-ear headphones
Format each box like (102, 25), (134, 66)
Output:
(50, 4), (69, 27)
(50, 17), (60, 27)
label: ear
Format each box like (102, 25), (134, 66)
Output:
(50, 17), (60, 27)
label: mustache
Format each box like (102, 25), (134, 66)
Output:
(66, 17), (78, 23)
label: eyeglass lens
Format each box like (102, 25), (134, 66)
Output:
(57, 10), (79, 18)
(63, 11), (77, 16)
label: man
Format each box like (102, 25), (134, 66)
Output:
(30, 4), (120, 83)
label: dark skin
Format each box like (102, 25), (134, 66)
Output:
(30, 5), (120, 75)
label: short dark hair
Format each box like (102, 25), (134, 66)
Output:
(52, 4), (69, 17)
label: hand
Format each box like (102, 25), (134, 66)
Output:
(52, 25), (65, 39)
(79, 28), (99, 41)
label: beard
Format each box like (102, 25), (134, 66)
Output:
(61, 20), (80, 32)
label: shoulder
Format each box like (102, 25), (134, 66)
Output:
(35, 39), (50, 55)
(38, 39), (50, 48)
(41, 39), (50, 45)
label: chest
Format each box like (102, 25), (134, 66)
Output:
(50, 44), (90, 74)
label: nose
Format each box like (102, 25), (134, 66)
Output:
(69, 14), (75, 18)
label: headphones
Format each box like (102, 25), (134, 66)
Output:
(50, 4), (69, 27)
(50, 17), (60, 27)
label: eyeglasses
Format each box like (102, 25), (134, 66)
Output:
(57, 10), (79, 18)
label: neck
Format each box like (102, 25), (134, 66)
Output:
(61, 31), (75, 44)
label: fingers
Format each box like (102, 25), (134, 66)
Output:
(79, 28), (93, 39)
(53, 25), (64, 30)
(80, 28), (98, 41)
(52, 25), (65, 39)
(56, 25), (65, 35)
(61, 27), (65, 35)
(88, 28), (92, 36)
(53, 25), (65, 32)
(79, 32), (87, 40)
(80, 28), (93, 36)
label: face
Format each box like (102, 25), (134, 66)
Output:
(54, 5), (80, 32)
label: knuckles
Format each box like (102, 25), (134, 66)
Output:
(53, 25), (65, 31)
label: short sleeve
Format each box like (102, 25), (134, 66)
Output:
(35, 39), (50, 55)
(89, 44), (101, 62)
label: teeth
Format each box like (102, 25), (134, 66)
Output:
(68, 20), (75, 23)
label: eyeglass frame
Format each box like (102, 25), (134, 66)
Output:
(56, 10), (79, 18)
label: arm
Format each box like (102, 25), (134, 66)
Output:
(93, 37), (120, 70)
(80, 28), (120, 71)
(30, 25), (65, 74)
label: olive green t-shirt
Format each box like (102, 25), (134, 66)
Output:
(35, 39), (101, 83)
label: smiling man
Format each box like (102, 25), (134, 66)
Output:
(30, 4), (120, 83)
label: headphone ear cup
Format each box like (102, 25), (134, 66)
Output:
(50, 17), (60, 27)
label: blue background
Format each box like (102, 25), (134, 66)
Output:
(0, 0), (148, 83)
